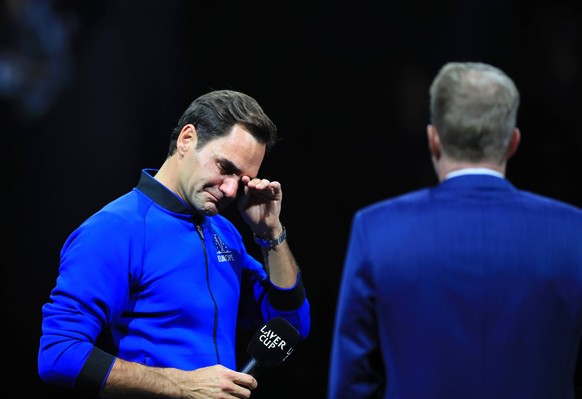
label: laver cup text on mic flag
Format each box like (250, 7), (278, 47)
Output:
(240, 317), (300, 377)
(258, 320), (294, 360)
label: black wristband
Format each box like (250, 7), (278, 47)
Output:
(268, 275), (306, 311)
(74, 347), (115, 395)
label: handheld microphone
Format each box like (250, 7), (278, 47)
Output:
(239, 317), (300, 378)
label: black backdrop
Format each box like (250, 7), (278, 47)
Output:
(3, 0), (581, 398)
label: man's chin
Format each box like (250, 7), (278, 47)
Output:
(202, 206), (219, 216)
(201, 198), (232, 216)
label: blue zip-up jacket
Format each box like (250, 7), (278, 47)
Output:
(38, 169), (310, 395)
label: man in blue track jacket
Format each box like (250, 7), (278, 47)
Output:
(328, 62), (582, 399)
(38, 90), (310, 398)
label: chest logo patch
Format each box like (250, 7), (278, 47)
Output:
(213, 234), (234, 263)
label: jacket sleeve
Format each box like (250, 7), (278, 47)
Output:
(328, 212), (384, 399)
(240, 257), (311, 341)
(38, 211), (134, 393)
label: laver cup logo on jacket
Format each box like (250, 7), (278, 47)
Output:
(213, 234), (234, 262)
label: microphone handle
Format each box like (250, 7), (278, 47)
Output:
(240, 358), (266, 377)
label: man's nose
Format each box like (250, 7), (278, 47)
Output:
(221, 178), (239, 198)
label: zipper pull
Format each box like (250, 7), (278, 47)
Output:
(195, 223), (204, 240)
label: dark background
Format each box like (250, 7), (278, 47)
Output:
(2, 0), (581, 398)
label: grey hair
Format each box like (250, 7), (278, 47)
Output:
(429, 62), (520, 163)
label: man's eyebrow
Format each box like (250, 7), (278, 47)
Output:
(218, 157), (243, 175)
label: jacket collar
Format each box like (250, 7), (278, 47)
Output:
(136, 168), (204, 222)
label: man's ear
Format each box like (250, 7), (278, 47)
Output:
(177, 124), (197, 154)
(507, 127), (521, 159)
(427, 124), (441, 161)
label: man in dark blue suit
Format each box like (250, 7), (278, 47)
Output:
(328, 62), (582, 399)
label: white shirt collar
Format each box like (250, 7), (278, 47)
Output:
(445, 168), (504, 180)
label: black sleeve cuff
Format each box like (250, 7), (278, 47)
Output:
(74, 347), (116, 395)
(268, 274), (306, 311)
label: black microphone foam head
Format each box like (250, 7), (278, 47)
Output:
(247, 317), (300, 367)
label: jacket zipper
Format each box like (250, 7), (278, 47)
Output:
(196, 223), (220, 364)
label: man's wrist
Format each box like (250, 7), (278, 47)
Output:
(253, 226), (287, 250)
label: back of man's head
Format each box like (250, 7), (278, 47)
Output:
(429, 62), (520, 164)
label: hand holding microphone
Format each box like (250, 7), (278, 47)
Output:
(239, 317), (300, 378)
